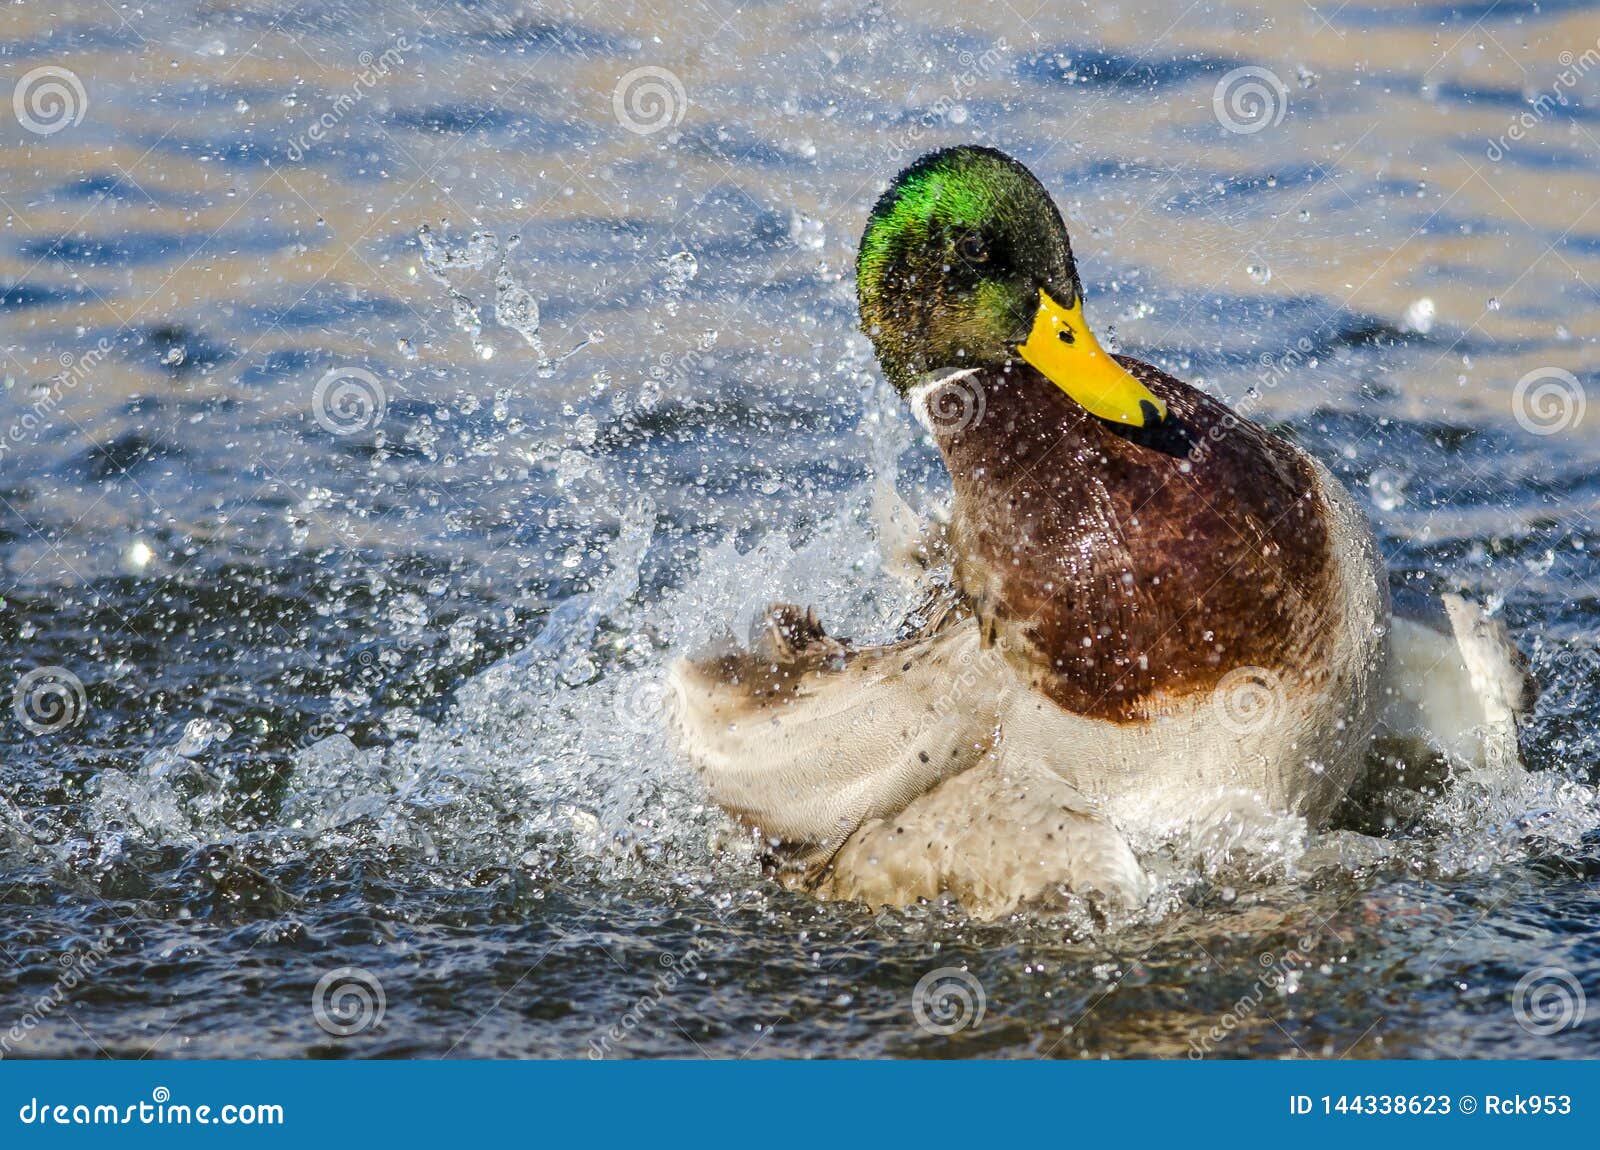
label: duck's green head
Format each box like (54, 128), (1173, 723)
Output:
(857, 145), (1165, 427)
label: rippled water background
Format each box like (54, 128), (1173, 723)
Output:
(2, 0), (1600, 1059)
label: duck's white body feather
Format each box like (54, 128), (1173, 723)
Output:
(668, 450), (1527, 919)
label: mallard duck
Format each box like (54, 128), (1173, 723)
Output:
(669, 146), (1532, 918)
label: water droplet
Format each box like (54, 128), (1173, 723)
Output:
(1247, 264), (1271, 285)
(123, 538), (154, 573)
(1367, 467), (1407, 512)
(1403, 297), (1436, 334)
(175, 717), (233, 758)
(662, 250), (698, 290)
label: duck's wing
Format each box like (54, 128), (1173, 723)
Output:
(818, 751), (1149, 916)
(1380, 591), (1536, 775)
(668, 611), (1006, 873)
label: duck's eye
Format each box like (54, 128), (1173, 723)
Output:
(955, 232), (990, 265)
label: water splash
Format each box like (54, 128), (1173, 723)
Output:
(660, 249), (698, 316)
(418, 223), (495, 360)
(418, 224), (591, 374)
(492, 235), (552, 374)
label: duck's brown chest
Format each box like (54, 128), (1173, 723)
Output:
(928, 362), (1340, 722)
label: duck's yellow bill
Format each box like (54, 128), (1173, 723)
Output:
(1016, 289), (1167, 427)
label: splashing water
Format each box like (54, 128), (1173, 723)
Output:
(493, 236), (553, 374)
(5, 0), (1600, 1061)
(660, 250), (699, 316)
(418, 224), (497, 360)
